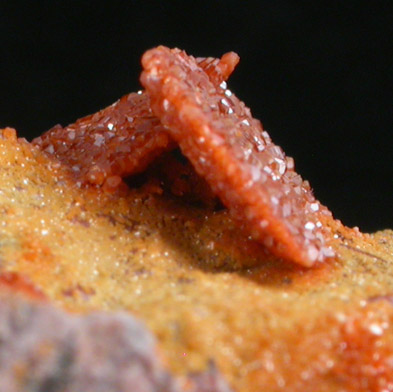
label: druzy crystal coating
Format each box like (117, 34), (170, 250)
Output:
(141, 46), (333, 266)
(33, 93), (172, 192)
(34, 46), (334, 266)
(32, 54), (238, 192)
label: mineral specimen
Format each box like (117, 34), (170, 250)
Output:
(33, 46), (337, 266)
(141, 46), (334, 266)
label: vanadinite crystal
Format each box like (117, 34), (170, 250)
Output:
(32, 53), (239, 194)
(33, 46), (335, 266)
(141, 46), (334, 266)
(33, 92), (173, 192)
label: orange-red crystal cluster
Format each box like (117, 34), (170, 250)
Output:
(32, 54), (238, 192)
(33, 46), (334, 266)
(33, 93), (172, 192)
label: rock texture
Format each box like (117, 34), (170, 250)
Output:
(0, 293), (233, 392)
(0, 294), (177, 392)
(0, 68), (393, 390)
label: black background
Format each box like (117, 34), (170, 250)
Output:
(0, 1), (392, 232)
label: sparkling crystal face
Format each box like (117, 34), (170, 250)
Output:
(32, 93), (172, 191)
(32, 53), (238, 193)
(34, 46), (334, 266)
(141, 46), (334, 266)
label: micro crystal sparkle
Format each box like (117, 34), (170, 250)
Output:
(34, 46), (335, 266)
(141, 46), (334, 266)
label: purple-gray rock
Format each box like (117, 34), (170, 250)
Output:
(0, 295), (178, 392)
(0, 295), (234, 392)
(187, 361), (234, 392)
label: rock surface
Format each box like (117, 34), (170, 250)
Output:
(0, 294), (177, 392)
(0, 123), (392, 392)
(0, 293), (233, 392)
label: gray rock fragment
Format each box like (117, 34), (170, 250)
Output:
(0, 295), (234, 392)
(0, 296), (178, 392)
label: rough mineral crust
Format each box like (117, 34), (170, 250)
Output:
(32, 53), (238, 194)
(140, 46), (336, 266)
(0, 129), (393, 392)
(0, 293), (178, 392)
(0, 292), (234, 392)
(32, 92), (173, 192)
(34, 46), (339, 267)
